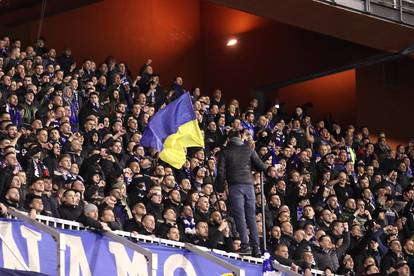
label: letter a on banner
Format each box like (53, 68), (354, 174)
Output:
(0, 222), (42, 272)
(62, 234), (92, 276)
(108, 242), (149, 276)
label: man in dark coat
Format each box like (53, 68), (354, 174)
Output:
(78, 92), (103, 129)
(313, 223), (350, 273)
(56, 48), (75, 74)
(58, 189), (108, 230)
(0, 152), (18, 200)
(216, 130), (269, 257)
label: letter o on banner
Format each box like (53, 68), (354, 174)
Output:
(163, 254), (197, 276)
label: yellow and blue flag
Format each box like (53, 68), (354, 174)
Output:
(140, 93), (204, 169)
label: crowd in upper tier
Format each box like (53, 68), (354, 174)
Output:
(1, 36), (414, 276)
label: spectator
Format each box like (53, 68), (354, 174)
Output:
(99, 207), (121, 230)
(216, 130), (268, 257)
(194, 195), (210, 223)
(313, 223), (350, 273)
(58, 189), (107, 230)
(139, 214), (156, 236)
(157, 207), (178, 238)
(166, 225), (181, 242)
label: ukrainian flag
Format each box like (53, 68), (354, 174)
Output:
(140, 93), (204, 169)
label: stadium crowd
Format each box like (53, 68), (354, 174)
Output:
(1, 36), (414, 276)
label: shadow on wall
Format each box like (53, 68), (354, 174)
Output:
(356, 59), (414, 140)
(369, 135), (408, 150)
(277, 70), (357, 126)
(6, 0), (204, 89)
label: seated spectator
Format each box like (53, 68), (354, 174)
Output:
(272, 244), (300, 273)
(166, 225), (181, 242)
(208, 210), (232, 251)
(2, 187), (23, 210)
(157, 207), (179, 239)
(163, 189), (182, 215)
(58, 189), (106, 230)
(27, 195), (46, 218)
(139, 214), (156, 237)
(178, 204), (196, 240)
(145, 187), (164, 224)
(194, 195), (210, 223)
(124, 202), (146, 233)
(189, 221), (226, 249)
(99, 207), (121, 231)
(381, 239), (405, 274)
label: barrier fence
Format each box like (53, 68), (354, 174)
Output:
(0, 209), (341, 276)
(318, 0), (414, 26)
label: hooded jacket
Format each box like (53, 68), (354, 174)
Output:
(216, 137), (268, 192)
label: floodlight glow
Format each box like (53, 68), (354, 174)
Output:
(226, 38), (238, 47)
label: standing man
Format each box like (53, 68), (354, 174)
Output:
(216, 130), (269, 257)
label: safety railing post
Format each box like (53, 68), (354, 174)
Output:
(366, 0), (371, 12)
(185, 243), (245, 276)
(7, 208), (64, 276)
(104, 231), (158, 276)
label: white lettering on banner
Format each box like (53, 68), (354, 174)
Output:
(0, 222), (41, 272)
(108, 242), (149, 276)
(61, 234), (92, 276)
(163, 254), (197, 276)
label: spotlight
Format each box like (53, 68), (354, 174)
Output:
(226, 38), (238, 47)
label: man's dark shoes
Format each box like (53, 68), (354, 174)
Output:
(251, 246), (262, 258)
(238, 247), (252, 256)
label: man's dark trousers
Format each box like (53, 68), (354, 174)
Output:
(228, 184), (259, 250)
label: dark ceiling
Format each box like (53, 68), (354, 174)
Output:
(0, 0), (102, 27)
(207, 0), (414, 53)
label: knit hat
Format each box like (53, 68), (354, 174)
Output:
(84, 203), (98, 214)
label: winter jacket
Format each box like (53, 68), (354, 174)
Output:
(314, 231), (350, 272)
(216, 137), (268, 192)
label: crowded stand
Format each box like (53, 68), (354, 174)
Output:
(1, 35), (414, 276)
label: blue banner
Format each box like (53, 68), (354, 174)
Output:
(0, 219), (262, 276)
(0, 268), (48, 276)
(143, 243), (261, 276)
(0, 219), (56, 275)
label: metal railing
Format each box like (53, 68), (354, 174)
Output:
(23, 212), (265, 264)
(104, 231), (157, 276)
(185, 243), (246, 276)
(5, 209), (157, 276)
(3, 210), (254, 275)
(3, 210), (341, 275)
(318, 0), (414, 26)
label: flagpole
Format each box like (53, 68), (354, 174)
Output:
(260, 171), (267, 253)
